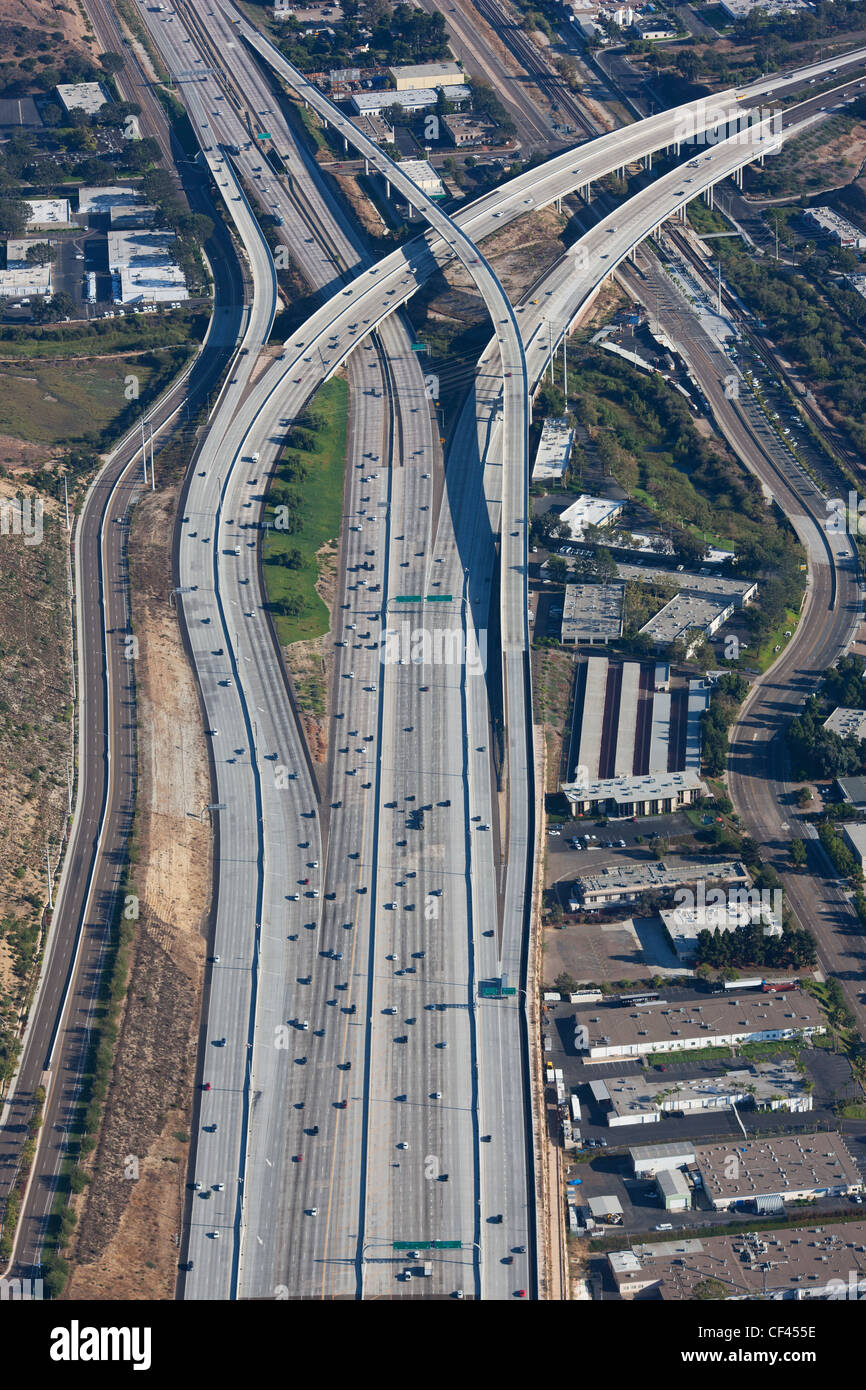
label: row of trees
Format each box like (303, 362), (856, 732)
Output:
(695, 922), (818, 970)
(701, 673), (750, 778)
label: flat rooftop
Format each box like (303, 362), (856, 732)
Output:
(395, 158), (445, 194)
(25, 199), (72, 227)
(560, 493), (623, 538)
(824, 707), (866, 740)
(575, 991), (824, 1052)
(617, 562), (755, 599)
(533, 416), (573, 480)
(611, 1222), (866, 1298)
(606, 1062), (810, 1121)
(640, 591), (735, 645)
(695, 1132), (862, 1203)
(575, 859), (748, 898)
(78, 185), (146, 215)
(389, 61), (464, 85)
(350, 86), (471, 113)
(108, 228), (178, 270)
(561, 768), (708, 808)
(561, 582), (624, 643)
(56, 81), (108, 115)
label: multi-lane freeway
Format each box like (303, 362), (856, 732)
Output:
(8, 0), (866, 1300)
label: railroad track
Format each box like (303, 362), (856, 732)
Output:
(470, 0), (597, 139)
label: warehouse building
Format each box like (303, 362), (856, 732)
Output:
(0, 253), (51, 298)
(561, 582), (625, 645)
(630, 1142), (698, 1178)
(390, 61), (464, 90)
(533, 416), (573, 482)
(570, 858), (748, 910)
(395, 158), (445, 198)
(56, 81), (109, 116)
(694, 1133), (862, 1211)
(108, 228), (189, 305)
(573, 990), (825, 1060)
(350, 86), (471, 117)
(657, 1167), (692, 1211)
(805, 205), (866, 250)
(608, 1222), (866, 1299)
(603, 1062), (812, 1127)
(836, 775), (866, 809)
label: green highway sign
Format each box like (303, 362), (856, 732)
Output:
(257, 132), (271, 139)
(393, 1241), (432, 1250)
(433, 1241), (461, 1249)
(395, 595), (422, 603)
(411, 342), (426, 351)
(426, 594), (452, 602)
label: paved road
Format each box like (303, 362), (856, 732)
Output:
(0, 18), (249, 1275)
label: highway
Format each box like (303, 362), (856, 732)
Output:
(0, 18), (252, 1274)
(9, 0), (866, 1295)
(107, 16), (866, 1295)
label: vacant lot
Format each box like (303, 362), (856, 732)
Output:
(0, 349), (191, 446)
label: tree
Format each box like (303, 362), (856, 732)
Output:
(790, 838), (806, 867)
(535, 383), (566, 417)
(0, 197), (28, 239)
(547, 556), (568, 584)
(26, 242), (56, 265)
(554, 971), (578, 994)
(98, 51), (125, 75)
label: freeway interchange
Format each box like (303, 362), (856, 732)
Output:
(9, 0), (866, 1302)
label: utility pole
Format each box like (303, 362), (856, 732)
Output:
(46, 841), (54, 910)
(63, 476), (70, 531)
(150, 423), (155, 491)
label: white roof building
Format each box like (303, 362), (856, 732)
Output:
(108, 228), (189, 305)
(559, 493), (623, 539)
(25, 199), (73, 229)
(0, 263), (52, 298)
(390, 61), (464, 91)
(804, 206), (866, 250)
(78, 186), (146, 215)
(824, 707), (866, 741)
(660, 900), (782, 960)
(350, 86), (471, 116)
(395, 159), (445, 198)
(533, 417), (573, 482)
(56, 82), (109, 116)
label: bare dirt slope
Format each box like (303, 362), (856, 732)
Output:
(65, 484), (211, 1300)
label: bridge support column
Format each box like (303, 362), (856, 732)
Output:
(364, 157), (369, 175)
(555, 196), (561, 213)
(344, 136), (348, 153)
(385, 177), (391, 199)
